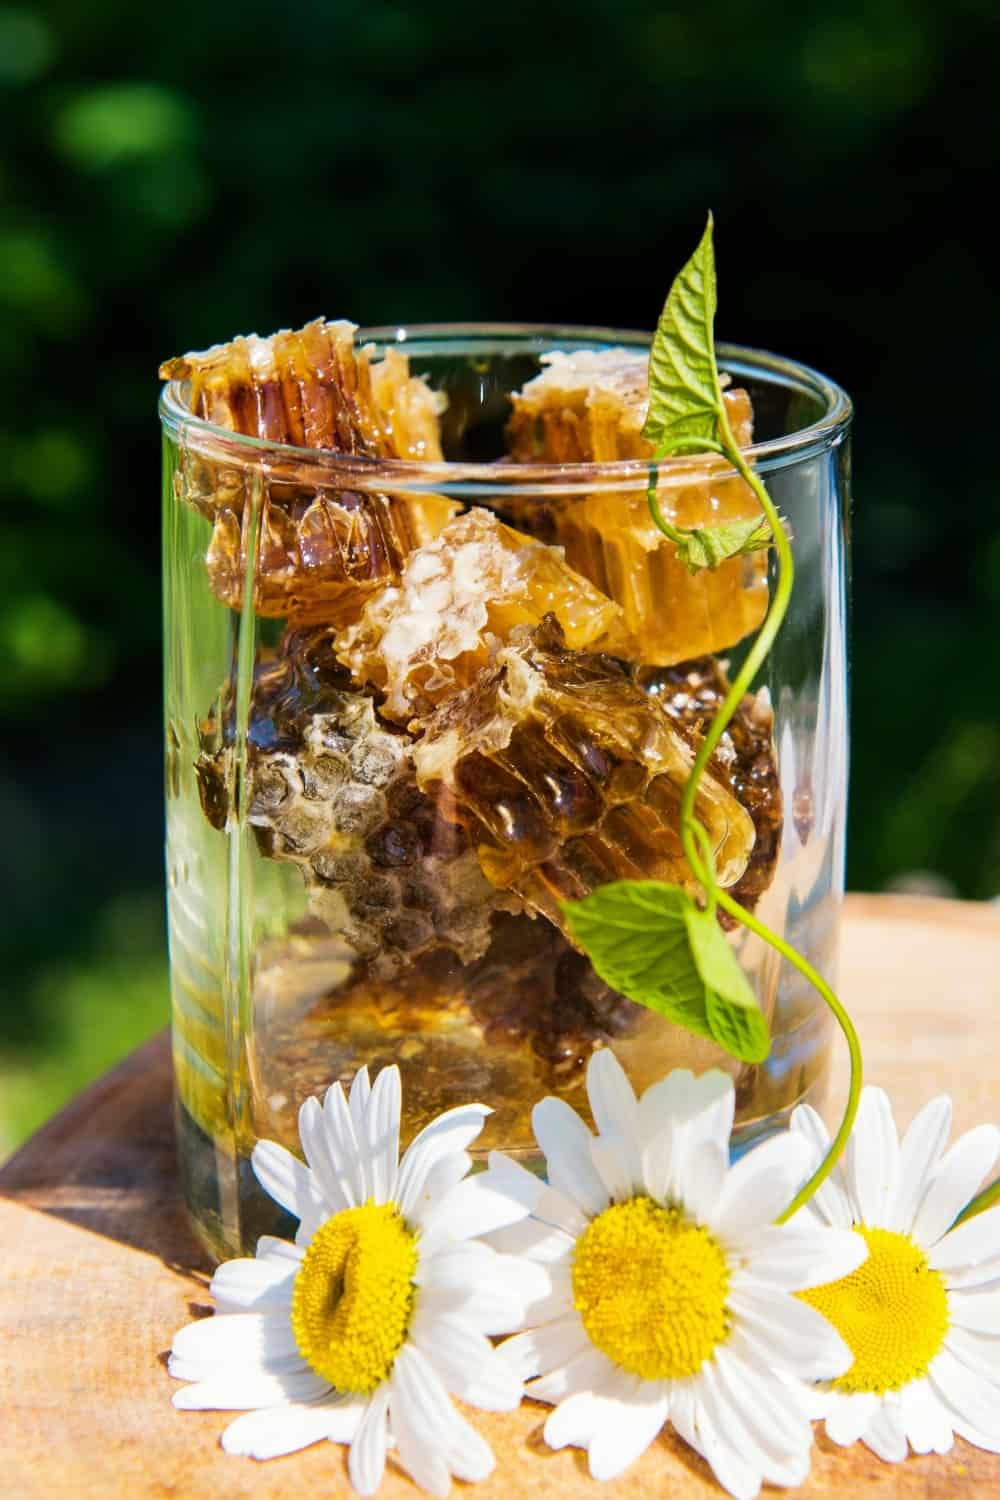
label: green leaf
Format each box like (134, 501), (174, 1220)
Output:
(672, 514), (773, 574)
(642, 213), (722, 451)
(561, 880), (770, 1064)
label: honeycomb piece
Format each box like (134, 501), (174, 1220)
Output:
(505, 348), (767, 664)
(161, 320), (457, 621)
(196, 625), (513, 975)
(412, 618), (756, 931)
(336, 507), (631, 724)
(638, 656), (783, 913)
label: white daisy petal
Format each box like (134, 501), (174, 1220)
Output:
(699, 1360), (810, 1489)
(250, 1140), (319, 1223)
(520, 1265), (575, 1323)
(255, 1235), (304, 1266)
(930, 1204), (1000, 1278)
(532, 1095), (609, 1217)
(298, 1095), (355, 1214)
(789, 1103), (852, 1228)
(389, 1378), (451, 1498)
(899, 1378), (955, 1455)
(668, 1378), (703, 1458)
(321, 1083), (368, 1207)
(954, 1421), (1000, 1453)
(824, 1390), (880, 1447)
(727, 1285), (852, 1381)
(394, 1105), (491, 1217)
(498, 1314), (590, 1382)
(888, 1094), (953, 1232)
(406, 1152), (473, 1229)
(929, 1347), (1000, 1439)
(947, 1287), (1000, 1334)
(710, 1132), (814, 1238)
(692, 1391), (763, 1500)
(912, 1125), (1000, 1250)
(861, 1396), (908, 1463)
(209, 1257), (297, 1313)
(221, 1396), (361, 1459)
(349, 1065), (372, 1135)
(640, 1068), (733, 1154)
(678, 1140), (729, 1224)
(482, 1218), (575, 1264)
(590, 1131), (640, 1204)
(943, 1326), (1000, 1385)
(588, 1380), (670, 1481)
(416, 1274), (540, 1337)
(365, 1064), (401, 1204)
(171, 1312), (302, 1372)
(410, 1310), (521, 1410)
(173, 1368), (330, 1409)
(392, 1343), (495, 1485)
(712, 1347), (812, 1455)
(641, 1117), (675, 1205)
(725, 1225), (866, 1290)
(587, 1048), (639, 1139)
(348, 1387), (390, 1497)
(844, 1087), (899, 1228)
(528, 1346), (617, 1405)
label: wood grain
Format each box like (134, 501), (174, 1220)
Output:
(2, 894), (999, 1498)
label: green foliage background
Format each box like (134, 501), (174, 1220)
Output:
(2, 0), (998, 1151)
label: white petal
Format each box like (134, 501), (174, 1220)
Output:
(544, 1367), (639, 1455)
(861, 1395), (908, 1463)
(824, 1390), (879, 1447)
(364, 1064), (401, 1204)
(251, 1140), (319, 1223)
(532, 1095), (609, 1218)
(712, 1347), (813, 1455)
(482, 1218), (575, 1264)
(528, 1346), (617, 1405)
(255, 1235), (304, 1265)
(588, 1381), (670, 1481)
(789, 1104), (852, 1229)
(520, 1266), (575, 1324)
(929, 1347), (1000, 1438)
(172, 1312), (301, 1372)
(173, 1368), (330, 1409)
(498, 1315), (589, 1382)
(844, 1086), (899, 1228)
(668, 1377), (703, 1457)
(209, 1257), (297, 1313)
(394, 1105), (491, 1218)
(416, 1278), (535, 1339)
(641, 1068), (734, 1154)
(912, 1126), (1000, 1249)
(692, 1390), (764, 1500)
(589, 1130), (640, 1204)
(930, 1204), (1000, 1277)
(678, 1140), (729, 1224)
(410, 1310), (521, 1410)
(948, 1287), (1000, 1334)
(298, 1095), (355, 1214)
(899, 1378), (955, 1455)
(405, 1152), (473, 1230)
(586, 1047), (639, 1139)
(349, 1065), (372, 1135)
(221, 1397), (360, 1459)
(943, 1326), (1000, 1385)
(698, 1360), (811, 1489)
(348, 1388), (389, 1497)
(389, 1378), (451, 1498)
(728, 1285), (852, 1381)
(322, 1081), (368, 1207)
(954, 1419), (1000, 1453)
(724, 1225), (866, 1291)
(887, 1094), (952, 1232)
(710, 1132), (814, 1238)
(641, 1117), (675, 1205)
(391, 1343), (495, 1484)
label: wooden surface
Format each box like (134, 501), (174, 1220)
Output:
(2, 893), (999, 1499)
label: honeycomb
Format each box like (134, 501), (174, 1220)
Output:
(504, 348), (768, 664)
(412, 618), (755, 931)
(195, 625), (514, 976)
(161, 320), (457, 621)
(336, 506), (632, 723)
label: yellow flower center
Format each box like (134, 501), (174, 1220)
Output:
(290, 1202), (418, 1395)
(571, 1196), (730, 1380)
(799, 1226), (949, 1394)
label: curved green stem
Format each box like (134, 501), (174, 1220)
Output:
(715, 887), (863, 1221)
(952, 1175), (1000, 1228)
(647, 405), (862, 1218)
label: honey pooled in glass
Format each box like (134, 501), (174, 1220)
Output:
(161, 321), (850, 1258)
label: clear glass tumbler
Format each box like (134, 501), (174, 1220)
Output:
(160, 325), (851, 1258)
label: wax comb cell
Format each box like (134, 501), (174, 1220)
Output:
(336, 507), (631, 724)
(161, 320), (456, 621)
(412, 619), (755, 933)
(505, 348), (767, 664)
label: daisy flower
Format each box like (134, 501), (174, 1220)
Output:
(475, 1050), (866, 1499)
(791, 1085), (1000, 1461)
(169, 1065), (547, 1497)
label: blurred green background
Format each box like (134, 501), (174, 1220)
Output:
(3, 0), (999, 1155)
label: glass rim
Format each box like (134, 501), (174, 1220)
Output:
(158, 322), (853, 496)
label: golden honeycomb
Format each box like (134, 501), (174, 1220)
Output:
(505, 348), (767, 664)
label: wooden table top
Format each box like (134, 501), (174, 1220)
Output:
(2, 893), (999, 1499)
